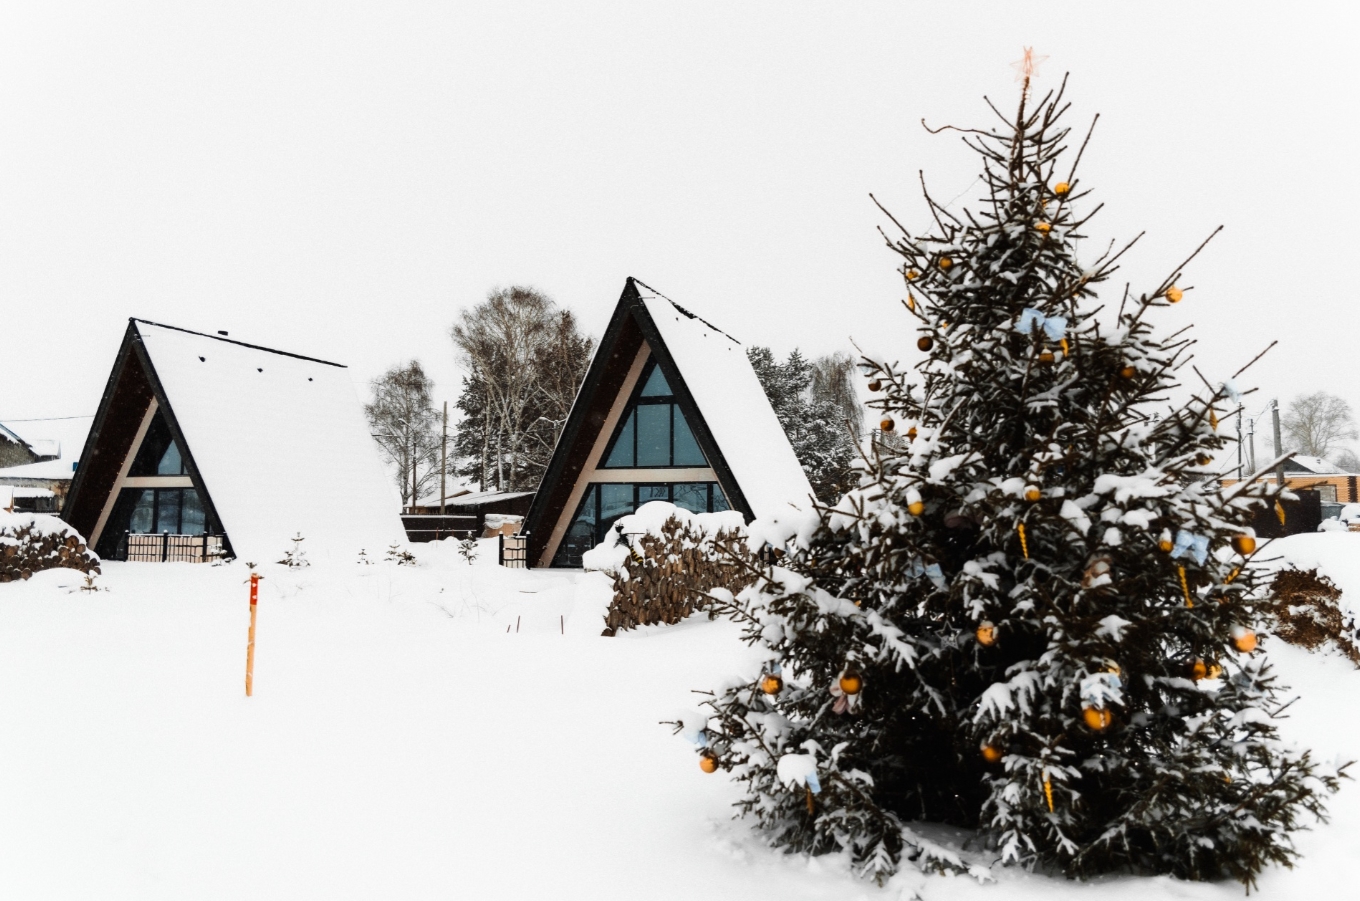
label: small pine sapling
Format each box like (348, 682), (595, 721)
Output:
(278, 534), (309, 568)
(357, 548), (374, 566)
(689, 75), (1346, 888)
(457, 536), (479, 565)
(386, 544), (416, 566)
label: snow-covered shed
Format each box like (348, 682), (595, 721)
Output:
(522, 277), (815, 567)
(63, 320), (405, 563)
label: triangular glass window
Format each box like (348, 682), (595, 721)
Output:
(601, 359), (708, 468)
(129, 407), (189, 476)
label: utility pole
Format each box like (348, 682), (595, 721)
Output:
(441, 401), (448, 514)
(1235, 407), (1243, 482)
(1247, 417), (1257, 473)
(1271, 399), (1285, 487)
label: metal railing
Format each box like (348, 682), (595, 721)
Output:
(118, 532), (226, 563)
(499, 533), (528, 569)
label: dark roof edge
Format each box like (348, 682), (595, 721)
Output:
(130, 318), (347, 368)
(628, 277), (742, 346)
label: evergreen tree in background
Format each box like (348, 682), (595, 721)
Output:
(691, 78), (1344, 887)
(749, 346), (860, 503)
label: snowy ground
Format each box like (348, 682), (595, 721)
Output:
(0, 534), (1356, 900)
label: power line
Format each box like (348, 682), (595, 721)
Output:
(0, 415), (95, 422)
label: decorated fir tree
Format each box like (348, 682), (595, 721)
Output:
(686, 75), (1345, 887)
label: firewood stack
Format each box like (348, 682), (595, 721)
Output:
(602, 515), (754, 635)
(0, 515), (101, 583)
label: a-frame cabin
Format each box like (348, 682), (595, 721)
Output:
(63, 319), (405, 564)
(523, 278), (815, 567)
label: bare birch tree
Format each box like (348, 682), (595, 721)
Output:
(365, 361), (442, 507)
(451, 287), (592, 492)
(1282, 391), (1358, 463)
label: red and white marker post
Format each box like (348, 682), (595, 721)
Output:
(245, 573), (260, 696)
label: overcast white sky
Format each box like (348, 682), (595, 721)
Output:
(3, 3), (1357, 450)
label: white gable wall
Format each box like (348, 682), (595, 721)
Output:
(137, 324), (405, 564)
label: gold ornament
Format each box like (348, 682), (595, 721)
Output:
(1225, 566), (1241, 584)
(1024, 486), (1041, 502)
(1166, 286), (1184, 303)
(1082, 706), (1113, 732)
(918, 336), (934, 352)
(1196, 453), (1212, 466)
(699, 755), (718, 774)
(1191, 659), (1208, 681)
(906, 427), (918, 442)
(1158, 530), (1174, 553)
(906, 295), (916, 311)
(760, 673), (783, 695)
(976, 621), (997, 646)
(906, 269), (920, 280)
(981, 744), (1004, 764)
(1232, 535), (1256, 556)
(1036, 222), (1052, 233)
(1060, 338), (1069, 356)
(1210, 410), (1219, 431)
(1208, 662), (1223, 679)
(1119, 365), (1137, 379)
(867, 379), (882, 392)
(1038, 348), (1055, 364)
(1043, 774), (1055, 812)
(1054, 181), (1071, 196)
(880, 417), (895, 433)
(1017, 522), (1029, 559)
(1233, 628), (1258, 653)
(1275, 502), (1286, 526)
(839, 672), (863, 696)
(906, 488), (924, 516)
(939, 256), (954, 270)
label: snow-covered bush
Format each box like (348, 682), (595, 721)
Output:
(0, 512), (100, 583)
(583, 501), (753, 635)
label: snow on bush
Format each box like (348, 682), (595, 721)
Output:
(583, 501), (753, 635)
(0, 511), (100, 583)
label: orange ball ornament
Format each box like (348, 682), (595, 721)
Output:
(1082, 706), (1113, 732)
(1232, 535), (1257, 556)
(906, 269), (920, 280)
(880, 417), (895, 433)
(1119, 365), (1137, 379)
(867, 379), (882, 392)
(918, 336), (934, 352)
(1233, 628), (1258, 653)
(938, 256), (954, 270)
(1191, 659), (1208, 681)
(1166, 286), (1184, 303)
(839, 672), (863, 695)
(1024, 486), (1041, 502)
(1038, 349), (1056, 364)
(760, 674), (783, 695)
(976, 621), (997, 646)
(906, 427), (918, 442)
(699, 755), (718, 774)
(981, 744), (1004, 764)
(1054, 181), (1071, 196)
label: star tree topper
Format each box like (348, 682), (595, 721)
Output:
(1010, 46), (1048, 97)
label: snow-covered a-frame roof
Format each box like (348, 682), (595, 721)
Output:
(63, 320), (405, 563)
(522, 277), (815, 567)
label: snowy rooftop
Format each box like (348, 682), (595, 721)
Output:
(135, 321), (406, 562)
(1287, 455), (1347, 475)
(0, 417), (91, 481)
(633, 281), (816, 519)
